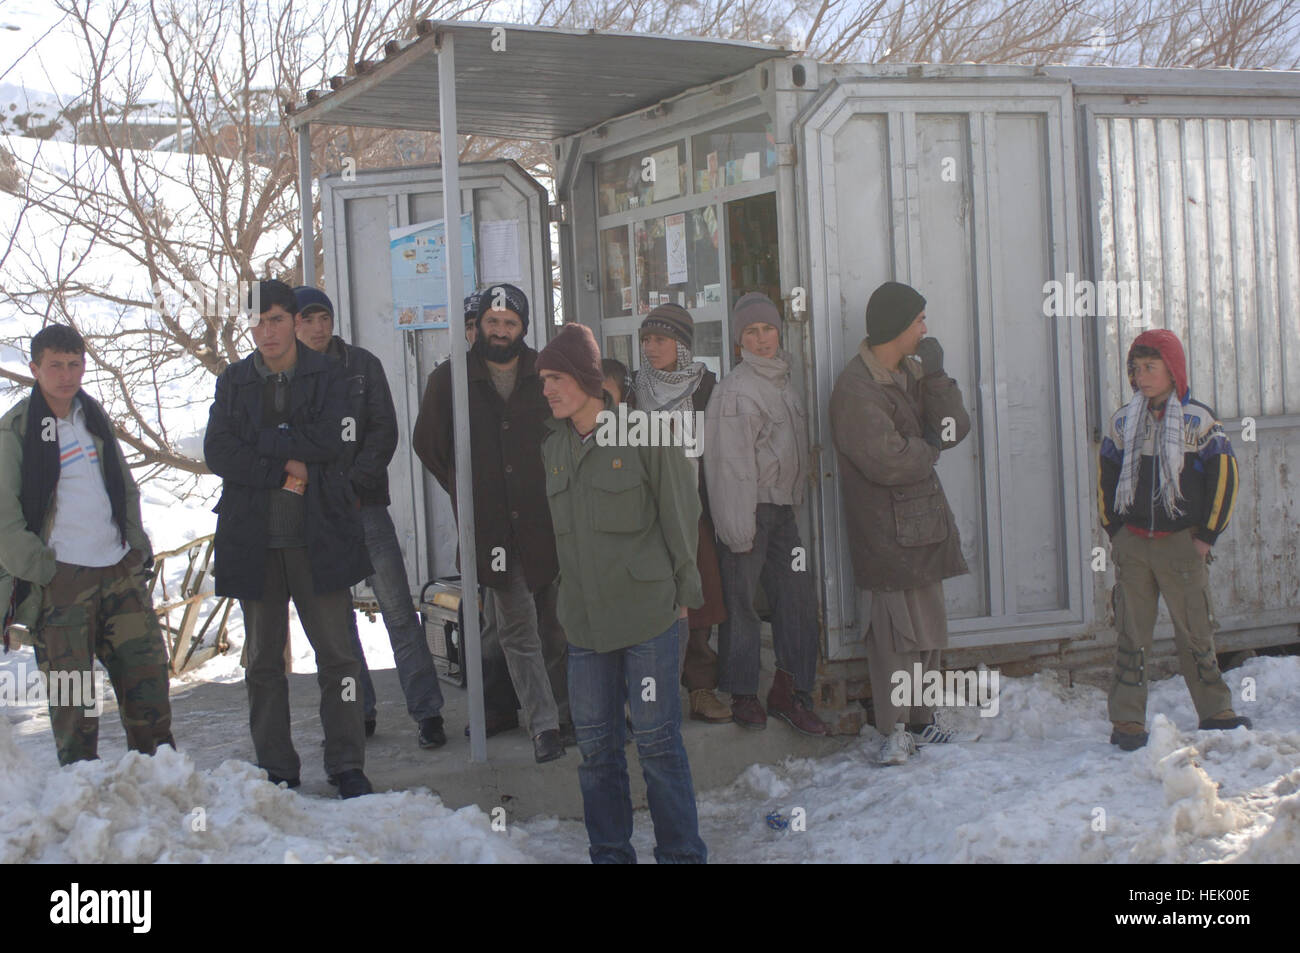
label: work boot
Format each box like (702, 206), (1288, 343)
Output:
(1109, 721), (1149, 751)
(418, 716), (446, 749)
(533, 729), (566, 763)
(335, 769), (374, 799)
(265, 772), (300, 789)
(730, 694), (767, 730)
(690, 689), (733, 724)
(766, 669), (830, 737)
(1198, 710), (1253, 731)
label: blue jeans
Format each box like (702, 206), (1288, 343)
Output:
(718, 504), (819, 696)
(567, 620), (707, 864)
(347, 504), (444, 723)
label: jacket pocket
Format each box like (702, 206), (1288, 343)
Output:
(545, 467), (573, 534)
(891, 476), (949, 548)
(590, 465), (647, 534)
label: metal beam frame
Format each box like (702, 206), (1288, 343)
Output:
(436, 30), (487, 763)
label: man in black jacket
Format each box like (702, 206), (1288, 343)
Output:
(204, 280), (374, 798)
(413, 283), (566, 763)
(294, 286), (446, 750)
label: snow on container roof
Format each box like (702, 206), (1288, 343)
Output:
(286, 19), (791, 141)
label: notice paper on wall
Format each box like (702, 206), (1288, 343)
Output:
(652, 146), (681, 202)
(665, 212), (688, 285)
(479, 219), (521, 282)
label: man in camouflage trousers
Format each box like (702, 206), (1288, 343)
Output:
(0, 325), (174, 765)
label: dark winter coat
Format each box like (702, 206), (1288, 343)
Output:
(411, 345), (558, 593)
(325, 335), (398, 507)
(203, 345), (372, 600)
(829, 341), (971, 592)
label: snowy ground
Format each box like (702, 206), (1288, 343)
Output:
(2, 637), (1297, 862)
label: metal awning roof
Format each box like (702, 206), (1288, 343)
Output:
(286, 20), (789, 141)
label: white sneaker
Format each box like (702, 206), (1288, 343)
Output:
(912, 709), (982, 745)
(878, 722), (918, 765)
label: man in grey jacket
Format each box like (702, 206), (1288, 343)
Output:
(702, 293), (828, 736)
(828, 281), (973, 765)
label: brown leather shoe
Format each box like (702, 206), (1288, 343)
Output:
(766, 669), (831, 737)
(731, 694), (767, 730)
(690, 689), (734, 724)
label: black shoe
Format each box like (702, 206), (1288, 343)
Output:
(533, 728), (565, 764)
(1109, 727), (1149, 751)
(266, 772), (301, 788)
(418, 716), (447, 749)
(464, 709), (520, 738)
(558, 722), (577, 747)
(335, 769), (374, 799)
(365, 717), (377, 738)
(1198, 713), (1253, 731)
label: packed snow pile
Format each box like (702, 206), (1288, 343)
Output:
(520, 655), (1300, 864)
(0, 716), (532, 864)
(7, 650), (1296, 863)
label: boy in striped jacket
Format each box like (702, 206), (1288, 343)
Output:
(1098, 329), (1249, 751)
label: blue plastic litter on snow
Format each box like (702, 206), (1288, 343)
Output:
(765, 811), (789, 831)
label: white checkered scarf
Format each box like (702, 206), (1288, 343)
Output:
(634, 342), (705, 415)
(1113, 389), (1187, 518)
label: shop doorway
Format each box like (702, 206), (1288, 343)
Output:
(724, 193), (781, 363)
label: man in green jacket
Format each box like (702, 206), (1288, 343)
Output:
(0, 325), (173, 765)
(537, 323), (707, 864)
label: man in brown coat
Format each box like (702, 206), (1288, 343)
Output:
(828, 281), (972, 765)
(412, 283), (566, 763)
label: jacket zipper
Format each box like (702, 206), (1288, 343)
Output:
(1149, 412), (1157, 533)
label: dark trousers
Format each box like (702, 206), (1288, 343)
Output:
(717, 503), (819, 696)
(242, 547), (364, 779)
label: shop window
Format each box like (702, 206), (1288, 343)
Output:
(634, 207), (722, 316)
(597, 141), (688, 215)
(606, 333), (635, 373)
(726, 194), (781, 311)
(601, 226), (633, 316)
(692, 117), (776, 194)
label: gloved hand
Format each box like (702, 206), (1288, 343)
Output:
(922, 427), (943, 450)
(915, 337), (944, 378)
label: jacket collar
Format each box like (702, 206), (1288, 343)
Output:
(858, 339), (922, 387)
(231, 343), (331, 386)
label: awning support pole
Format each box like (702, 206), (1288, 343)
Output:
(297, 124), (315, 285)
(437, 31), (487, 764)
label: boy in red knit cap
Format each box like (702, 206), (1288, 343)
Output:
(1098, 329), (1248, 750)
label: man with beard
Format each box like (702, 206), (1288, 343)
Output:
(413, 284), (566, 762)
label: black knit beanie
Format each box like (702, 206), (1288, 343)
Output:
(476, 283), (529, 334)
(865, 281), (926, 345)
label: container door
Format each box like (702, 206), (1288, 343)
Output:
(798, 79), (1092, 660)
(320, 160), (553, 592)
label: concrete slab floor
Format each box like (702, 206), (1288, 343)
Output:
(15, 661), (854, 821)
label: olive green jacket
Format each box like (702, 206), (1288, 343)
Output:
(541, 415), (703, 652)
(0, 396), (151, 643)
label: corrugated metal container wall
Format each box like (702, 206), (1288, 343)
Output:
(1085, 103), (1300, 633)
